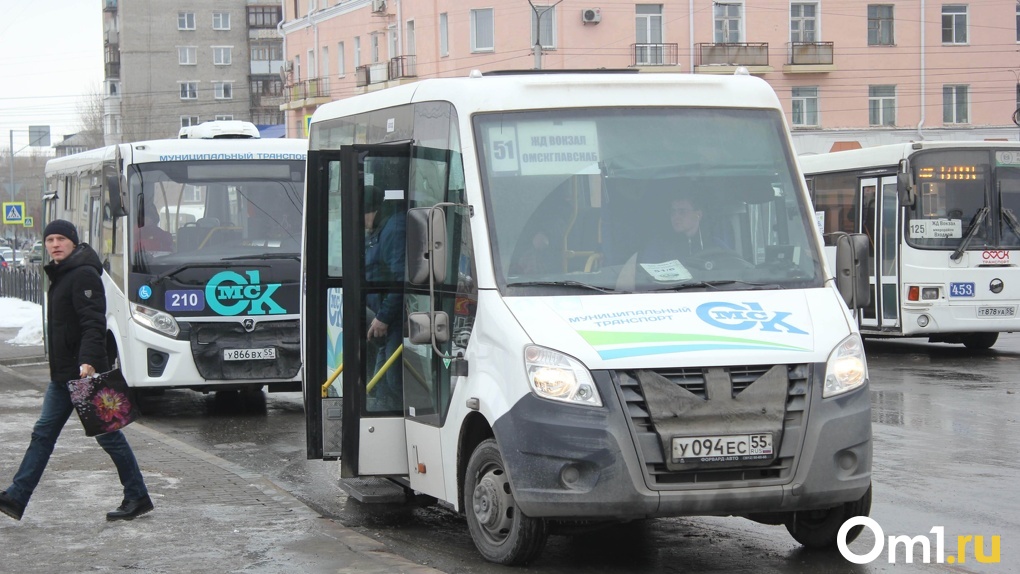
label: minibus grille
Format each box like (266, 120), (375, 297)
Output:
(616, 364), (809, 487)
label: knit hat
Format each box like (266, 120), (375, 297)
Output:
(43, 219), (79, 245)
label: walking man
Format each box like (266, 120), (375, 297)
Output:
(0, 220), (153, 521)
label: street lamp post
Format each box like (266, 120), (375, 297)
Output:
(6, 127), (51, 263)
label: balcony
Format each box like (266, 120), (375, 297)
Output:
(389, 55), (417, 79)
(355, 63), (391, 88)
(103, 0), (117, 12)
(631, 43), (679, 68)
(783, 42), (836, 74)
(694, 43), (772, 74)
(281, 78), (331, 110)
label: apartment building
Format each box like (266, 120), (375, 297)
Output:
(280, 0), (1020, 154)
(102, 0), (287, 144)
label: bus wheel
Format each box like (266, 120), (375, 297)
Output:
(962, 332), (998, 350)
(464, 438), (548, 565)
(785, 484), (872, 549)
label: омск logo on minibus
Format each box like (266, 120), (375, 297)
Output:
(205, 270), (286, 315)
(697, 301), (808, 334)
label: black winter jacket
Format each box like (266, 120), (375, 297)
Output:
(43, 243), (109, 383)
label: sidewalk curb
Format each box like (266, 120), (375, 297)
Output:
(0, 354), (46, 367)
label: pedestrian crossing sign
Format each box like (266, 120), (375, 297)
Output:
(2, 202), (25, 225)
(23, 216), (33, 228)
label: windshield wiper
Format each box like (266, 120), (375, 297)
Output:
(505, 280), (619, 294)
(1001, 206), (1020, 239)
(648, 280), (781, 292)
(221, 253), (300, 261)
(149, 262), (231, 285)
(951, 206), (989, 262)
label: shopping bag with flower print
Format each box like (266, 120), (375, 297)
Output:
(66, 369), (141, 437)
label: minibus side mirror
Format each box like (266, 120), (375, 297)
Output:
(835, 232), (871, 309)
(408, 311), (450, 345)
(406, 206), (448, 286)
(106, 175), (127, 217)
(897, 159), (915, 207)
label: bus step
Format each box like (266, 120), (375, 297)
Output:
(339, 477), (406, 504)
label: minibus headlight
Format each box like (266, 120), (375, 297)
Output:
(524, 345), (602, 407)
(823, 334), (868, 398)
(132, 303), (180, 338)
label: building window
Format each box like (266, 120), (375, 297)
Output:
(180, 116), (200, 128)
(1016, 5), (1020, 42)
(471, 8), (494, 52)
(184, 187), (204, 202)
(178, 12), (195, 30)
(791, 3), (818, 43)
(714, 2), (743, 43)
(371, 35), (379, 64)
(942, 5), (967, 44)
(213, 47), (232, 65)
(248, 6), (281, 28)
(180, 82), (198, 100)
(943, 85), (969, 123)
(308, 48), (317, 76)
(440, 13), (449, 56)
(214, 82), (233, 99)
(251, 41), (283, 62)
(338, 42), (346, 75)
(353, 38), (360, 68)
(178, 46), (197, 66)
(636, 5), (664, 65)
(251, 77), (283, 96)
(532, 6), (557, 49)
(215, 114), (233, 121)
(867, 5), (894, 45)
(295, 55), (301, 81)
(869, 85), (896, 126)
(321, 46), (329, 79)
(213, 12), (230, 30)
(792, 87), (819, 126)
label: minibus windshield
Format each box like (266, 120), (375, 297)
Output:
(474, 107), (824, 294)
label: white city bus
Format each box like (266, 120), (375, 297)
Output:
(302, 71), (873, 564)
(43, 121), (307, 394)
(800, 141), (1020, 349)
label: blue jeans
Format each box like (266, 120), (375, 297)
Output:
(5, 380), (148, 508)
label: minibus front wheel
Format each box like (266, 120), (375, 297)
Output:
(785, 484), (872, 548)
(464, 438), (548, 565)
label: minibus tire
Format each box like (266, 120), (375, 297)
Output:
(785, 484), (872, 549)
(962, 332), (998, 350)
(464, 439), (548, 565)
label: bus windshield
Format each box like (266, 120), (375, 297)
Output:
(129, 159), (305, 274)
(907, 149), (1020, 250)
(474, 107), (824, 293)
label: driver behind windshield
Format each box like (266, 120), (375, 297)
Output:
(639, 195), (724, 263)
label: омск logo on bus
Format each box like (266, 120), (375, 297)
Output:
(697, 302), (807, 334)
(205, 270), (286, 315)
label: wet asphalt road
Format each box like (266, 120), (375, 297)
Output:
(57, 334), (1020, 573)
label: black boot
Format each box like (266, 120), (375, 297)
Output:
(0, 490), (25, 521)
(106, 495), (154, 521)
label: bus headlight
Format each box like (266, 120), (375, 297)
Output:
(823, 334), (868, 398)
(132, 303), (180, 338)
(524, 345), (602, 407)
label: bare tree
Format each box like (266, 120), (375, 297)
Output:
(75, 82), (106, 150)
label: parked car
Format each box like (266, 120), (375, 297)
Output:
(0, 254), (8, 269)
(28, 241), (43, 264)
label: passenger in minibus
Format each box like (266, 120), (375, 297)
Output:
(364, 185), (405, 412)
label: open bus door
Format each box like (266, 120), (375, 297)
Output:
(857, 176), (901, 331)
(306, 141), (471, 503)
(305, 144), (413, 481)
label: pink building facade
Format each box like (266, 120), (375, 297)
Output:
(280, 0), (1020, 153)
